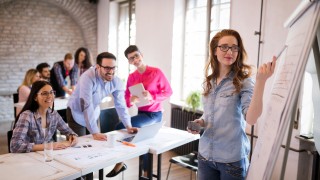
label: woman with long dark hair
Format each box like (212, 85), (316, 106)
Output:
(11, 81), (78, 153)
(74, 47), (92, 76)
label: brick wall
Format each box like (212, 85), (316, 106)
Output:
(0, 0), (97, 122)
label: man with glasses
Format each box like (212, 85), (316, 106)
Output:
(67, 52), (137, 179)
(67, 52), (137, 139)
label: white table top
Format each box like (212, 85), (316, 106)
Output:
(3, 127), (199, 179)
(14, 97), (69, 111)
(143, 127), (200, 154)
(43, 132), (149, 175)
(0, 152), (80, 180)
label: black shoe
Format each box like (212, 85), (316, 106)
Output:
(106, 163), (127, 178)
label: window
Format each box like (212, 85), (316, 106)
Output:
(177, 0), (231, 100)
(109, 0), (136, 82)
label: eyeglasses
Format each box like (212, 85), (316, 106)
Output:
(37, 90), (56, 97)
(99, 64), (117, 71)
(128, 53), (140, 63)
(217, 45), (240, 52)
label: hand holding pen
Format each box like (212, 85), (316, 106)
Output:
(117, 140), (136, 147)
(68, 134), (78, 146)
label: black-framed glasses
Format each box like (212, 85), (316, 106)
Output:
(217, 45), (240, 52)
(37, 90), (56, 97)
(99, 64), (117, 71)
(128, 53), (140, 63)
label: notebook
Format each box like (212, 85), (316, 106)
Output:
(128, 83), (150, 107)
(122, 122), (163, 143)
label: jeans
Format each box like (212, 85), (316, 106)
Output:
(116, 111), (162, 129)
(198, 154), (249, 180)
(116, 111), (162, 171)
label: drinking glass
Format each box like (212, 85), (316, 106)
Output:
(44, 140), (54, 162)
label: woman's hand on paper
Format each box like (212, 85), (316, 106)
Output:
(68, 134), (78, 146)
(53, 141), (70, 150)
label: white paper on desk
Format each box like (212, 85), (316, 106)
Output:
(129, 83), (150, 107)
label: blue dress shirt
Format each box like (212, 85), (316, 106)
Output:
(67, 67), (132, 134)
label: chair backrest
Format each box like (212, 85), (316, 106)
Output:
(13, 93), (19, 103)
(7, 130), (13, 153)
(13, 93), (19, 117)
(99, 108), (120, 133)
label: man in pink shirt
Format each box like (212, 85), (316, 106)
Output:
(117, 45), (172, 128)
(107, 45), (172, 178)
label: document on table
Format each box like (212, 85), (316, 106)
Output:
(129, 83), (150, 107)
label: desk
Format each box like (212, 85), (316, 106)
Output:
(42, 132), (149, 177)
(0, 152), (80, 180)
(14, 97), (69, 111)
(139, 127), (200, 180)
(3, 127), (198, 180)
(51, 127), (199, 180)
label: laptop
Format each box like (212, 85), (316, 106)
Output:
(122, 122), (163, 143)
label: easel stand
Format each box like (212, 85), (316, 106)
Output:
(280, 28), (320, 180)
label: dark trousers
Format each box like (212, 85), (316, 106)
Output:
(66, 107), (90, 136)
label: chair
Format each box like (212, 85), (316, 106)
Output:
(166, 152), (198, 180)
(12, 93), (19, 129)
(13, 93), (19, 113)
(7, 130), (13, 153)
(99, 108), (122, 180)
(99, 108), (120, 133)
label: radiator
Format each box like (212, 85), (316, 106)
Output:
(171, 107), (202, 155)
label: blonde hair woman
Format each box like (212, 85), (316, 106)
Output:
(16, 69), (41, 116)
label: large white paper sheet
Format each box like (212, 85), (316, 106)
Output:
(247, 1), (320, 179)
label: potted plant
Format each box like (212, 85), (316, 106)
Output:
(185, 91), (201, 113)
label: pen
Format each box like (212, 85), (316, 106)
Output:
(276, 45), (288, 59)
(117, 140), (136, 147)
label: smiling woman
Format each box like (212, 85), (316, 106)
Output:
(10, 81), (78, 153)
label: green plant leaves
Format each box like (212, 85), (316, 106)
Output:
(185, 91), (201, 113)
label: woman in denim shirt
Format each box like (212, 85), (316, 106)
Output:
(188, 29), (276, 180)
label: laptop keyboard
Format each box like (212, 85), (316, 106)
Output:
(123, 136), (135, 142)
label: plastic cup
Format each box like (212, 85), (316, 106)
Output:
(107, 132), (117, 148)
(44, 141), (54, 162)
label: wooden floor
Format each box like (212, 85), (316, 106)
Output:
(0, 121), (197, 180)
(98, 151), (197, 180)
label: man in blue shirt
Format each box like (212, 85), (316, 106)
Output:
(67, 52), (137, 140)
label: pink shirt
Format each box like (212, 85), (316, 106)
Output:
(125, 66), (172, 112)
(16, 85), (31, 116)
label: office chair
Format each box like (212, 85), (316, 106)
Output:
(166, 151), (198, 180)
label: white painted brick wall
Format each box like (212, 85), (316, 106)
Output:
(0, 0), (97, 121)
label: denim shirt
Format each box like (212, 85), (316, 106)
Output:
(67, 67), (132, 134)
(199, 72), (254, 163)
